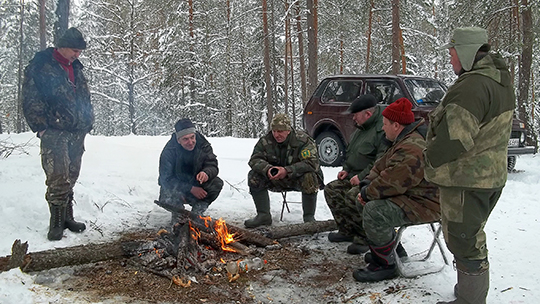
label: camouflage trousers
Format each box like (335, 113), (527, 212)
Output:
(363, 199), (412, 246)
(159, 177), (224, 208)
(324, 179), (367, 240)
(40, 129), (86, 207)
(440, 187), (501, 272)
(248, 170), (320, 194)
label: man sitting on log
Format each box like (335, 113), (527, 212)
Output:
(351, 98), (440, 282)
(155, 118), (223, 221)
(244, 114), (324, 228)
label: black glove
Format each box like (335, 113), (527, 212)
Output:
(359, 179), (371, 188)
(360, 186), (369, 202)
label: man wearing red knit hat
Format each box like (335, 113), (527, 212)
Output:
(352, 98), (440, 282)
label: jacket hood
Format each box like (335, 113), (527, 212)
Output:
(464, 53), (511, 87)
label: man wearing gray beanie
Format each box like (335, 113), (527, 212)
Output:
(155, 118), (223, 223)
(22, 27), (93, 241)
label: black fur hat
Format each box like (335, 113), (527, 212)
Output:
(57, 27), (87, 50)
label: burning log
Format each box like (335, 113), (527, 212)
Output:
(0, 211), (336, 274)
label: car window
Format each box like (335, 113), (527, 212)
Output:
(321, 80), (362, 103)
(404, 79), (446, 105)
(365, 81), (403, 105)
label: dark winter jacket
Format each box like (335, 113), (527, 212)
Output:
(22, 47), (94, 133)
(249, 129), (324, 183)
(343, 106), (387, 180)
(362, 119), (440, 223)
(425, 53), (515, 189)
(158, 132), (219, 194)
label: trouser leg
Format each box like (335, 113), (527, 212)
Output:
(362, 199), (411, 246)
(439, 187), (501, 304)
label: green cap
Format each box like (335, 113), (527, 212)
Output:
(271, 114), (291, 131)
(439, 27), (488, 71)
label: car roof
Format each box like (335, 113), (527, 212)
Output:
(320, 74), (436, 80)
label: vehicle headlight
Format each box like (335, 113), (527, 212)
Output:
(520, 132), (526, 144)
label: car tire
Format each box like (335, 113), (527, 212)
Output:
(507, 156), (517, 172)
(316, 131), (345, 167)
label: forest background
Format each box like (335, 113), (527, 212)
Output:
(0, 0), (538, 146)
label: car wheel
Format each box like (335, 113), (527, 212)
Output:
(507, 156), (517, 172)
(316, 131), (345, 167)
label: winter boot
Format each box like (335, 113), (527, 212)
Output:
(353, 240), (398, 282)
(301, 193), (317, 223)
(364, 242), (408, 263)
(436, 266), (489, 304)
(244, 190), (272, 228)
(48, 204), (66, 241)
(191, 201), (210, 216)
(65, 199), (86, 233)
(328, 231), (354, 243)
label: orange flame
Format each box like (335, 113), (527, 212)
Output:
(214, 218), (237, 252)
(188, 216), (238, 252)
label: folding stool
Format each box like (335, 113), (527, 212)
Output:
(393, 220), (451, 277)
(279, 191), (302, 221)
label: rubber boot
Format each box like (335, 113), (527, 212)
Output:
(364, 242), (408, 263)
(353, 239), (398, 282)
(301, 193), (317, 223)
(244, 190), (272, 228)
(436, 267), (489, 304)
(191, 201), (210, 216)
(48, 204), (66, 241)
(65, 200), (86, 232)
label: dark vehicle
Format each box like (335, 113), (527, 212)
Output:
(303, 74), (534, 171)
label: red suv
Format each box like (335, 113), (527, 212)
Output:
(303, 74), (534, 171)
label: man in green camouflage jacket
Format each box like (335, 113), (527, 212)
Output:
(324, 95), (389, 254)
(22, 28), (93, 241)
(352, 98), (440, 282)
(426, 27), (515, 304)
(244, 114), (324, 228)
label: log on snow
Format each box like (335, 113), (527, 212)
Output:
(260, 219), (337, 239)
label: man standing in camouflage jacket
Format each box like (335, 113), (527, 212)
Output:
(324, 95), (389, 254)
(352, 98), (440, 282)
(426, 27), (515, 304)
(244, 114), (324, 228)
(22, 28), (93, 241)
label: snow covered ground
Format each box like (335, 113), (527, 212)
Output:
(0, 132), (538, 303)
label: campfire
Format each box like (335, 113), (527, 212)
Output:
(132, 210), (265, 285)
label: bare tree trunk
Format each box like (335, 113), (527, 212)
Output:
(262, 0), (273, 126)
(16, 0), (26, 133)
(391, 0), (401, 74)
(288, 12), (296, 128)
(365, 0), (374, 73)
(284, 0), (290, 115)
(225, 0), (233, 136)
(39, 0), (46, 50)
(128, 3), (136, 135)
(517, 0), (534, 144)
(295, 3), (307, 106)
(53, 0), (69, 46)
(188, 0), (196, 102)
(306, 0), (318, 98)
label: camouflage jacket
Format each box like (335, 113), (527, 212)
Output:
(22, 47), (94, 133)
(363, 119), (440, 223)
(343, 106), (387, 180)
(249, 129), (323, 182)
(158, 132), (219, 194)
(424, 53), (515, 189)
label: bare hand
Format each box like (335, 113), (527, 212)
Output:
(191, 186), (207, 200)
(350, 175), (360, 186)
(337, 170), (348, 180)
(196, 172), (209, 184)
(357, 193), (366, 206)
(268, 166), (287, 180)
